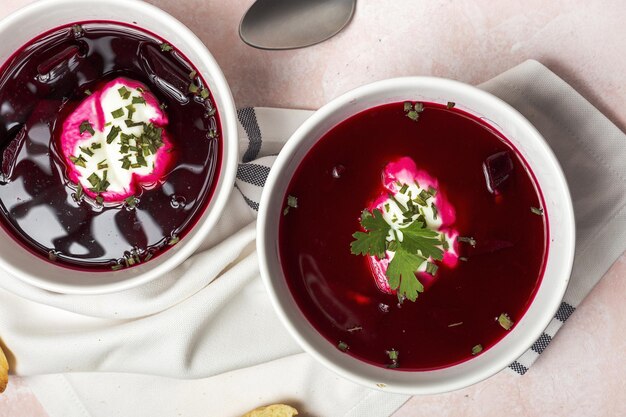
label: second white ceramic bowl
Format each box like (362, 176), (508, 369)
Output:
(258, 77), (575, 394)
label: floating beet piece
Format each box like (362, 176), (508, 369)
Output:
(483, 151), (514, 194)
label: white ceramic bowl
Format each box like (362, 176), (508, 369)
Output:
(258, 77), (575, 394)
(0, 0), (237, 294)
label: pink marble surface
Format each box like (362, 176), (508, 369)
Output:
(0, 0), (625, 416)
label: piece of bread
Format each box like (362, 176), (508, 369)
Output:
(0, 344), (8, 393)
(242, 404), (298, 417)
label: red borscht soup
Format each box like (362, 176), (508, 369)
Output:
(0, 22), (221, 271)
(279, 102), (548, 370)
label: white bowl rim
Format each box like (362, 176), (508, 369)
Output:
(0, 0), (238, 294)
(257, 76), (575, 394)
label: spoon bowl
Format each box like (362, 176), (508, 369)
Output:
(239, 0), (356, 50)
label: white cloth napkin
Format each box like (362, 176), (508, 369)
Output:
(0, 60), (624, 417)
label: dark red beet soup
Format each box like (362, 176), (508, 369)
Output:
(0, 22), (221, 271)
(279, 102), (548, 370)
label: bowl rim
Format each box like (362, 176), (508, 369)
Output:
(257, 76), (575, 394)
(0, 0), (238, 294)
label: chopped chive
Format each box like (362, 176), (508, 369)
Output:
(189, 70), (197, 79)
(136, 87), (145, 93)
(399, 184), (409, 194)
(200, 88), (210, 99)
(126, 104), (136, 120)
(188, 82), (199, 94)
(413, 195), (427, 206)
(287, 195), (298, 208)
(425, 262), (438, 276)
(386, 349), (399, 361)
(459, 256), (469, 262)
(91, 142), (102, 150)
(403, 102), (412, 112)
(73, 182), (84, 202)
(79, 120), (95, 136)
(337, 341), (349, 352)
(79, 146), (94, 157)
(120, 145), (129, 154)
(431, 203), (439, 220)
(497, 313), (514, 331)
(125, 195), (138, 208)
(131, 163), (141, 168)
(427, 186), (437, 196)
(160, 102), (167, 110)
(160, 42), (173, 52)
(530, 206), (544, 216)
(144, 252), (153, 262)
(457, 236), (476, 247)
(118, 86), (131, 99)
(384, 202), (390, 212)
(106, 125), (122, 144)
(111, 263), (123, 271)
(97, 160), (108, 170)
(111, 108), (125, 118)
(87, 173), (100, 187)
(207, 128), (217, 139)
(418, 190), (431, 201)
(448, 322), (463, 327)
(406, 110), (419, 121)
(206, 107), (216, 117)
(471, 344), (483, 355)
(84, 89), (92, 96)
(125, 120), (144, 127)
(132, 96), (146, 105)
(168, 235), (180, 246)
(71, 24), (83, 36)
(95, 195), (104, 205)
(414, 102), (424, 112)
(447, 101), (456, 109)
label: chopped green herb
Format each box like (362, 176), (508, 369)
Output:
(97, 160), (108, 170)
(386, 349), (399, 361)
(79, 120), (95, 136)
(347, 325), (363, 333)
(287, 195), (298, 208)
(95, 195), (104, 205)
(413, 194), (427, 206)
(125, 120), (144, 128)
(447, 101), (456, 109)
(118, 86), (131, 99)
(188, 82), (199, 94)
(207, 128), (217, 139)
(497, 313), (514, 331)
(427, 186), (437, 196)
(160, 102), (167, 110)
(200, 88), (210, 99)
(160, 42), (173, 52)
(144, 252), (153, 262)
(471, 344), (483, 355)
(384, 202), (390, 212)
(84, 89), (92, 96)
(132, 96), (146, 105)
(530, 206), (544, 216)
(399, 184), (409, 194)
(414, 102), (424, 112)
(406, 110), (419, 121)
(125, 195), (139, 208)
(459, 256), (469, 262)
(457, 236), (476, 247)
(448, 322), (463, 327)
(431, 203), (439, 220)
(87, 173), (100, 187)
(126, 104), (136, 120)
(425, 262), (438, 276)
(111, 263), (123, 271)
(206, 107), (216, 117)
(189, 70), (197, 79)
(418, 189), (431, 201)
(120, 155), (131, 170)
(70, 155), (87, 168)
(106, 125), (122, 144)
(91, 142), (102, 150)
(168, 235), (180, 246)
(403, 101), (412, 112)
(111, 108), (125, 118)
(337, 341), (349, 352)
(79, 146), (94, 157)
(48, 250), (58, 261)
(74, 182), (84, 201)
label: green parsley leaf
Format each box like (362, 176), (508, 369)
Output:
(160, 42), (173, 52)
(386, 246), (426, 302)
(399, 221), (444, 261)
(350, 209), (390, 259)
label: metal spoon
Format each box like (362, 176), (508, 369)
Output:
(239, 0), (356, 50)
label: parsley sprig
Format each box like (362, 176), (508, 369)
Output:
(350, 205), (444, 302)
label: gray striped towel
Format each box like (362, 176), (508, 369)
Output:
(234, 60), (626, 375)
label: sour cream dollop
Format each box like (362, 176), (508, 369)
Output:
(60, 77), (174, 203)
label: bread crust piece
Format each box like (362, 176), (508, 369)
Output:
(0, 344), (8, 393)
(242, 404), (298, 417)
